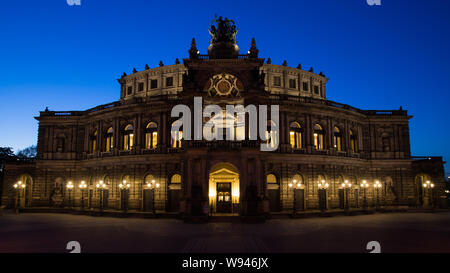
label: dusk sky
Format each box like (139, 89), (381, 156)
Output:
(0, 0), (449, 174)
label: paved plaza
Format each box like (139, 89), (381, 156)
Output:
(0, 211), (449, 253)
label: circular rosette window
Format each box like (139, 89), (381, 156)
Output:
(204, 73), (243, 97)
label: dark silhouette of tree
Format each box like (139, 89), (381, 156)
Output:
(0, 147), (15, 159)
(16, 145), (37, 158)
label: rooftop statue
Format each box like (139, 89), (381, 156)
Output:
(208, 15), (238, 45)
(207, 15), (240, 58)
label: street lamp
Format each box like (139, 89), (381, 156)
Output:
(66, 181), (74, 208)
(288, 179), (302, 215)
(317, 179), (329, 212)
(119, 179), (130, 213)
(79, 181), (87, 211)
(374, 180), (382, 209)
(96, 180), (107, 212)
(422, 180), (435, 208)
(361, 180), (369, 210)
(13, 181), (26, 214)
(144, 179), (160, 214)
(342, 180), (352, 212)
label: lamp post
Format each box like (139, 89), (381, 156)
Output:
(79, 181), (87, 211)
(119, 179), (130, 213)
(288, 179), (302, 215)
(361, 180), (369, 210)
(13, 181), (26, 214)
(66, 181), (74, 208)
(422, 180), (435, 208)
(317, 179), (329, 212)
(96, 180), (107, 212)
(144, 179), (160, 215)
(374, 180), (382, 209)
(342, 180), (352, 212)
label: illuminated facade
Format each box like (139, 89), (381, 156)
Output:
(1, 18), (447, 218)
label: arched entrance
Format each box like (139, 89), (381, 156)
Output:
(208, 162), (239, 214)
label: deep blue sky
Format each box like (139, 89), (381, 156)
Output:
(0, 0), (449, 175)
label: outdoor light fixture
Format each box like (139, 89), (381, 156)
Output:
(374, 180), (382, 209)
(422, 180), (435, 208)
(318, 179), (329, 189)
(361, 180), (369, 210)
(318, 179), (329, 212)
(13, 181), (26, 214)
(144, 179), (160, 215)
(96, 180), (107, 212)
(79, 180), (87, 210)
(289, 179), (302, 215)
(119, 180), (131, 213)
(342, 180), (352, 212)
(66, 181), (74, 208)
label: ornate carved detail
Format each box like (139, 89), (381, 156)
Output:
(204, 73), (242, 97)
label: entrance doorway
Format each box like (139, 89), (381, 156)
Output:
(216, 183), (232, 213)
(209, 163), (239, 215)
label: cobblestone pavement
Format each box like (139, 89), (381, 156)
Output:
(0, 212), (449, 253)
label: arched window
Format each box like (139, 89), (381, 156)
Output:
(289, 122), (303, 149)
(171, 174), (181, 184)
(145, 122), (158, 149)
(105, 127), (114, 152)
(89, 130), (97, 153)
(171, 122), (183, 148)
(333, 126), (343, 151)
(123, 124), (134, 151)
(267, 174), (278, 184)
(313, 124), (324, 150)
(265, 120), (278, 149)
(350, 129), (358, 153)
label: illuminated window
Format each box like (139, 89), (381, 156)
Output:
(90, 130), (97, 153)
(171, 122), (183, 148)
(350, 130), (358, 153)
(123, 124), (134, 151)
(333, 126), (343, 151)
(267, 174), (277, 184)
(145, 122), (158, 149)
(313, 124), (324, 150)
(289, 122), (303, 149)
(105, 127), (113, 152)
(171, 174), (181, 184)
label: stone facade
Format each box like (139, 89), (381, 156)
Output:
(1, 22), (447, 217)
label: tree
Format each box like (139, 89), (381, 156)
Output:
(16, 145), (37, 158)
(0, 147), (15, 159)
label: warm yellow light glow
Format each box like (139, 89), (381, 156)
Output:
(232, 188), (239, 198)
(79, 181), (87, 189)
(209, 188), (216, 198)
